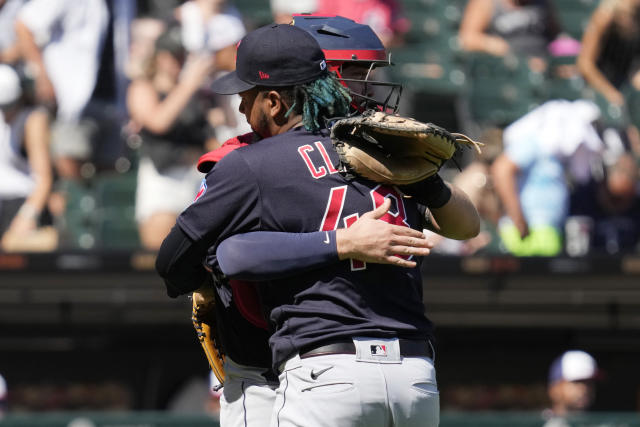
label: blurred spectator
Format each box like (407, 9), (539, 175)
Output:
(14, 0), (110, 179)
(577, 0), (640, 108)
(270, 0), (318, 24)
(314, 0), (410, 47)
(0, 64), (57, 252)
(126, 17), (166, 83)
(545, 34), (584, 102)
(137, 0), (183, 22)
(175, 0), (243, 55)
(0, 0), (26, 64)
(459, 0), (561, 72)
(491, 100), (605, 256)
(428, 128), (505, 255)
(542, 350), (600, 426)
(569, 148), (640, 254)
(127, 25), (214, 250)
(175, 0), (250, 145)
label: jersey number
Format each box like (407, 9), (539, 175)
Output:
(319, 185), (411, 271)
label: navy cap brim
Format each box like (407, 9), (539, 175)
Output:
(210, 71), (255, 95)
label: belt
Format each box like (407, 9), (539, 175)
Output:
(299, 339), (433, 359)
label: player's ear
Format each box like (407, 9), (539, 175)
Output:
(262, 90), (283, 117)
(265, 90), (291, 125)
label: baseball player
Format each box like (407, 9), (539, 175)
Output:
(163, 17), (434, 427)
(157, 23), (479, 427)
(192, 140), (430, 427)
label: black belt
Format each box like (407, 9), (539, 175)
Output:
(299, 339), (433, 359)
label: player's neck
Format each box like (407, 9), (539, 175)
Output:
(273, 114), (304, 135)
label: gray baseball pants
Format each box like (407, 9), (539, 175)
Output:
(270, 337), (439, 427)
(220, 357), (278, 427)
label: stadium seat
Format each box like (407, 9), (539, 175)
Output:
(464, 53), (545, 127)
(57, 171), (140, 250)
(92, 173), (139, 249)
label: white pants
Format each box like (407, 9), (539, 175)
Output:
(271, 338), (439, 427)
(220, 357), (278, 427)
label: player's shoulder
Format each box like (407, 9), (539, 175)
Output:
(236, 128), (331, 157)
(203, 147), (254, 182)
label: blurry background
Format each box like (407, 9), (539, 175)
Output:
(1, 0), (640, 426)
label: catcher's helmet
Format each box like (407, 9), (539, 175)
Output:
(292, 14), (402, 113)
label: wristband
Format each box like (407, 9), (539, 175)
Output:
(399, 174), (452, 209)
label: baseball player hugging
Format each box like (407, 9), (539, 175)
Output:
(158, 18), (480, 427)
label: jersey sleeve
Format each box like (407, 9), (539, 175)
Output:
(177, 149), (261, 248)
(216, 230), (339, 281)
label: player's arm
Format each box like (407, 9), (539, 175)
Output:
(426, 183), (481, 240)
(400, 174), (480, 240)
(156, 150), (261, 296)
(216, 198), (434, 280)
(156, 224), (210, 297)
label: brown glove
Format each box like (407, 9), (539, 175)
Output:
(331, 110), (482, 185)
(192, 285), (226, 385)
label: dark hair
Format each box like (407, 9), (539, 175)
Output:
(155, 25), (185, 58)
(260, 73), (351, 132)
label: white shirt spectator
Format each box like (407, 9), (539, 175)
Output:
(17, 0), (109, 121)
(0, 110), (35, 199)
(179, 1), (245, 54)
(0, 0), (26, 52)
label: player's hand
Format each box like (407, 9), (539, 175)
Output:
(336, 198), (434, 268)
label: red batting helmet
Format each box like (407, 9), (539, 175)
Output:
(292, 14), (402, 113)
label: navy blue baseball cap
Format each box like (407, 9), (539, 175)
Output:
(211, 24), (328, 95)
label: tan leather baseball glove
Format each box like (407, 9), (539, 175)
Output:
(331, 110), (482, 185)
(192, 285), (225, 385)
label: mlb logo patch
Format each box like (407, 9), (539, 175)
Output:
(194, 179), (207, 202)
(370, 344), (387, 357)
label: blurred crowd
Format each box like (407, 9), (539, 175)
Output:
(450, 0), (640, 257)
(0, 0), (639, 257)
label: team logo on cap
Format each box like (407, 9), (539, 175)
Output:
(194, 179), (207, 202)
(320, 60), (327, 71)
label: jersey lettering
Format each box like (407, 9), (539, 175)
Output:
(371, 185), (412, 260)
(370, 185), (410, 228)
(298, 142), (339, 179)
(320, 185), (413, 270)
(319, 186), (347, 231)
(315, 141), (339, 173)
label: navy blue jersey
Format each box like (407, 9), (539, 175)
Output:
(177, 127), (434, 368)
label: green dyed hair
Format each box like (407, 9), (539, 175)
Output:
(261, 73), (351, 132)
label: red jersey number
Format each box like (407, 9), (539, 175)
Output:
(319, 184), (412, 271)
